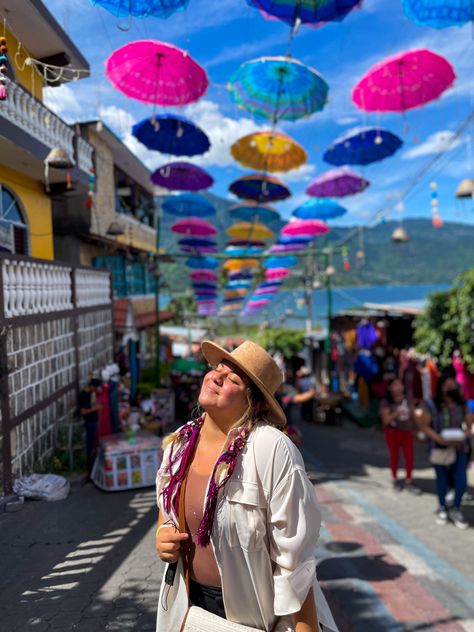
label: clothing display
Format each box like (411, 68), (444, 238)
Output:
(356, 321), (378, 350)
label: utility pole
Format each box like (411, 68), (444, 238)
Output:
(154, 204), (162, 387)
(324, 252), (333, 383)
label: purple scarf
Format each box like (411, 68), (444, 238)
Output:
(160, 415), (251, 547)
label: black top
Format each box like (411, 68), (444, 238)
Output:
(78, 389), (98, 424)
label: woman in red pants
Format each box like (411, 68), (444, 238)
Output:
(380, 378), (421, 494)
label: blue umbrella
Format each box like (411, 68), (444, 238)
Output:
(91, 0), (190, 18)
(277, 235), (314, 244)
(263, 256), (298, 269)
(402, 0), (474, 28)
(246, 0), (361, 26)
(228, 270), (254, 280)
(223, 297), (245, 304)
(192, 282), (217, 290)
(196, 293), (218, 300)
(224, 246), (265, 256)
(293, 198), (347, 220)
(225, 281), (252, 289)
(260, 280), (282, 288)
(162, 193), (215, 217)
(132, 114), (210, 156)
(186, 257), (219, 270)
(178, 237), (216, 248)
(323, 127), (403, 167)
(229, 203), (281, 223)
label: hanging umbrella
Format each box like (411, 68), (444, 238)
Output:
(265, 268), (290, 281)
(163, 193), (215, 217)
(281, 218), (329, 237)
(260, 280), (282, 287)
(91, 0), (190, 18)
(323, 127), (403, 166)
(268, 243), (308, 253)
(225, 281), (252, 290)
(255, 286), (278, 296)
(246, 0), (361, 26)
(224, 288), (249, 298)
(228, 239), (266, 248)
(225, 246), (265, 256)
(293, 198), (347, 220)
(227, 221), (274, 240)
(228, 270), (255, 280)
(179, 237), (216, 248)
(229, 56), (329, 123)
(106, 40), (208, 106)
(229, 203), (280, 223)
(171, 217), (217, 236)
(193, 288), (218, 296)
(186, 256), (219, 269)
(192, 282), (217, 290)
(230, 131), (307, 172)
(196, 294), (218, 301)
(307, 167), (369, 197)
(223, 258), (259, 271)
(278, 235), (314, 244)
(247, 298), (271, 307)
(190, 270), (218, 281)
(181, 245), (218, 254)
(229, 174), (291, 202)
(263, 256), (298, 268)
(352, 49), (456, 113)
(133, 115), (210, 157)
(196, 298), (218, 305)
(152, 162), (214, 191)
(402, 0), (474, 28)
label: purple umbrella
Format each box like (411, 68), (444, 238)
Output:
(306, 167), (369, 198)
(181, 245), (218, 254)
(268, 243), (308, 253)
(171, 217), (217, 236)
(151, 161), (214, 191)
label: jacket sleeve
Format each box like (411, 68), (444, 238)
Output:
(267, 440), (322, 616)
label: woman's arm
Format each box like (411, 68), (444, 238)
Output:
(292, 587), (319, 632)
(379, 404), (398, 427)
(413, 407), (447, 445)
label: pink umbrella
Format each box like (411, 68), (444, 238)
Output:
(265, 268), (290, 280)
(171, 217), (217, 236)
(190, 270), (218, 282)
(105, 40), (208, 105)
(352, 49), (456, 113)
(281, 219), (329, 237)
(306, 167), (369, 198)
(255, 287), (278, 295)
(247, 299), (271, 307)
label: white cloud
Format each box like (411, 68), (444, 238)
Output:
(43, 85), (83, 122)
(274, 164), (316, 183)
(335, 116), (359, 126)
(402, 131), (461, 160)
(99, 105), (135, 137)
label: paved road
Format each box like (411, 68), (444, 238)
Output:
(1, 420), (473, 631)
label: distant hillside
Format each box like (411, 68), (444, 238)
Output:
(158, 193), (474, 291)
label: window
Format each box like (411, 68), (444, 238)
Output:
(0, 184), (28, 254)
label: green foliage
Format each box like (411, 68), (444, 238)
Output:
(264, 328), (305, 359)
(167, 293), (197, 325)
(414, 268), (474, 371)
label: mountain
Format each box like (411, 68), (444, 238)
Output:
(158, 193), (474, 291)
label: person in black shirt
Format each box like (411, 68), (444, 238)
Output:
(78, 379), (102, 478)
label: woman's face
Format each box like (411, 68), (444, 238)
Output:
(389, 378), (404, 399)
(198, 360), (250, 420)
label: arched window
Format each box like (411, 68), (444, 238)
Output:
(0, 184), (29, 255)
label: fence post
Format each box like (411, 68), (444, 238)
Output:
(0, 258), (13, 496)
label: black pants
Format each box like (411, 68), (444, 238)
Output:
(189, 578), (226, 619)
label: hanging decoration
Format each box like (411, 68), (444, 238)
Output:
(292, 198), (347, 220)
(401, 0), (474, 29)
(341, 246), (351, 271)
(227, 221), (274, 240)
(229, 56), (329, 123)
(230, 131), (307, 172)
(281, 218), (329, 237)
(430, 181), (443, 228)
(162, 193), (215, 217)
(323, 127), (403, 166)
(151, 162), (214, 191)
(246, 0), (362, 27)
(44, 147), (74, 193)
(229, 173), (291, 202)
(90, 0), (191, 18)
(106, 40), (208, 105)
(171, 217), (217, 236)
(132, 115), (210, 156)
(352, 49), (456, 114)
(0, 36), (10, 101)
(306, 167), (369, 197)
(84, 170), (96, 209)
(229, 203), (280, 223)
(356, 227), (365, 265)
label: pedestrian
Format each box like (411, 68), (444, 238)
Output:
(414, 373), (473, 529)
(379, 377), (420, 494)
(78, 378), (102, 479)
(155, 340), (338, 632)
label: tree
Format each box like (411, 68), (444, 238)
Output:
(264, 328), (305, 359)
(167, 293), (196, 325)
(414, 268), (474, 371)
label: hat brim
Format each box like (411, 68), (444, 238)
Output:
(201, 341), (286, 426)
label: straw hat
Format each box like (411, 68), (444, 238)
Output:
(201, 339), (286, 425)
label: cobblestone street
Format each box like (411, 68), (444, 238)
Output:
(1, 420), (473, 632)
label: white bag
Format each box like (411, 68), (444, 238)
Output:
(13, 473), (70, 501)
(183, 606), (262, 632)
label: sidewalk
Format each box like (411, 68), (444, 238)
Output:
(1, 419), (473, 631)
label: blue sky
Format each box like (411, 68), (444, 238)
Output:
(43, 0), (474, 228)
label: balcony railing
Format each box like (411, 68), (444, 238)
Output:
(0, 255), (111, 319)
(0, 79), (93, 175)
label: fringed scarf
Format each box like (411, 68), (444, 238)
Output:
(160, 415), (251, 547)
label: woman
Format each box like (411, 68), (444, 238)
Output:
(155, 340), (338, 632)
(415, 373), (473, 529)
(379, 378), (419, 494)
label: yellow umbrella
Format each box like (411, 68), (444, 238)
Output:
(227, 221), (274, 240)
(223, 258), (259, 271)
(230, 131), (307, 173)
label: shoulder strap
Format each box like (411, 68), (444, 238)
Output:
(178, 471), (190, 595)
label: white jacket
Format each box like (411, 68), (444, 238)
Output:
(156, 422), (338, 632)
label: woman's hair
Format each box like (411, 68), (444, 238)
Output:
(384, 377), (404, 404)
(434, 370), (465, 410)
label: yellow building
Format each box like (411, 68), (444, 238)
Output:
(0, 0), (92, 260)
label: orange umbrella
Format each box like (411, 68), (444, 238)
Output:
(230, 130), (307, 173)
(223, 258), (259, 272)
(227, 221), (274, 240)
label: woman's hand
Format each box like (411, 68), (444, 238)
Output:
(155, 525), (188, 564)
